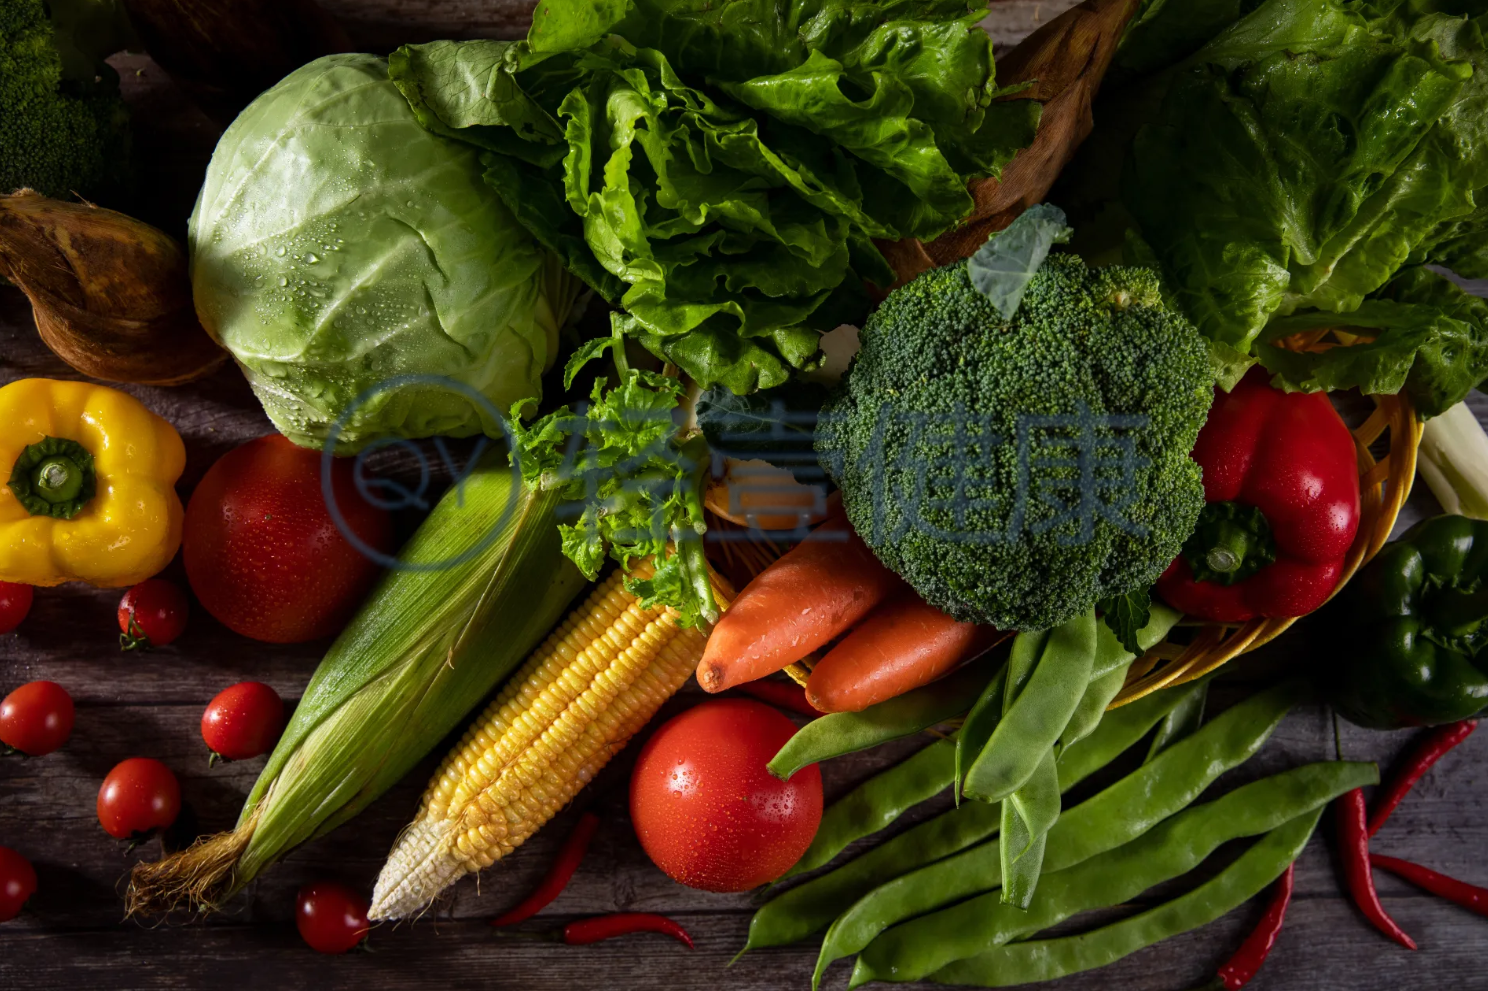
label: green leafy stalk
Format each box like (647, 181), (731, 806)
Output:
(509, 331), (717, 626)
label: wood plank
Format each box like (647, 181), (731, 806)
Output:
(6, 1), (1488, 987)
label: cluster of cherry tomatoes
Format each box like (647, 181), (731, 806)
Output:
(0, 574), (372, 951)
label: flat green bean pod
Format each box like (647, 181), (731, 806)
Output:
(807, 680), (1304, 989)
(852, 760), (1376, 985)
(1146, 677), (1209, 763)
(999, 748), (1059, 909)
(743, 678), (1198, 958)
(1060, 605), (1181, 750)
(785, 737), (957, 880)
(768, 654), (1002, 780)
(930, 807), (1325, 987)
(963, 609), (1097, 803)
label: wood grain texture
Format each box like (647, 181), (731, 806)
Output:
(6, 1), (1488, 988)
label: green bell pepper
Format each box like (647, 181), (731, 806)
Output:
(1329, 515), (1488, 729)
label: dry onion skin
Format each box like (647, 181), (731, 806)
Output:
(0, 190), (225, 386)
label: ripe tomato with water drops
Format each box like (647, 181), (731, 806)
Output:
(97, 758), (181, 839)
(0, 680), (74, 756)
(629, 699), (821, 892)
(0, 846), (36, 922)
(118, 579), (189, 649)
(202, 682), (285, 762)
(0, 582), (32, 635)
(297, 880), (370, 954)
(183, 434), (393, 644)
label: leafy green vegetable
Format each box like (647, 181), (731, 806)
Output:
(968, 204), (1074, 319)
(817, 253), (1213, 632)
(1259, 267), (1488, 418)
(1066, 0), (1488, 390)
(190, 54), (584, 453)
(388, 1), (1040, 394)
(1098, 587), (1153, 656)
(509, 336), (717, 626)
(694, 381), (829, 485)
(1, 0), (133, 200)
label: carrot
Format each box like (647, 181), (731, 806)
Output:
(805, 593), (1001, 713)
(696, 517), (903, 693)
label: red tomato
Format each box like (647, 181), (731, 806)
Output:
(202, 682), (285, 762)
(0, 846), (37, 922)
(183, 434), (392, 644)
(629, 699), (821, 892)
(118, 579), (190, 650)
(297, 880), (370, 954)
(0, 582), (32, 635)
(97, 758), (181, 840)
(0, 681), (75, 756)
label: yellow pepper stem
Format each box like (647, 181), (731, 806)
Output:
(8, 436), (97, 519)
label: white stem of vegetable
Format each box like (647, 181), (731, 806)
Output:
(1418, 401), (1488, 521)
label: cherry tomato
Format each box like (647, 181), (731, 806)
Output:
(629, 699), (822, 892)
(183, 434), (393, 643)
(0, 582), (32, 635)
(97, 758), (181, 840)
(0, 846), (37, 922)
(0, 681), (75, 756)
(118, 579), (190, 650)
(202, 682), (285, 762)
(296, 880), (370, 954)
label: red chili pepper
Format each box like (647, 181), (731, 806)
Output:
(1337, 788), (1416, 950)
(1156, 368), (1360, 622)
(1368, 720), (1477, 838)
(562, 912), (694, 949)
(1197, 864), (1295, 990)
(1371, 854), (1488, 918)
(734, 677), (821, 717)
(491, 812), (600, 927)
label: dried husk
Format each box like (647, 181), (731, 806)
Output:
(878, 0), (1141, 284)
(0, 190), (226, 385)
(121, 0), (352, 122)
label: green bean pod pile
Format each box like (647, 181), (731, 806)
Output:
(745, 679), (1354, 990)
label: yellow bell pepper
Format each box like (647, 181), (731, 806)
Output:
(0, 378), (185, 588)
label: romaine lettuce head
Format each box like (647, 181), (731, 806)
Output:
(190, 53), (581, 452)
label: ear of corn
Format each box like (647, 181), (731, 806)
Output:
(370, 558), (729, 921)
(128, 456), (587, 916)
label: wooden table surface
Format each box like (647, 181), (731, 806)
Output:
(5, 3), (1488, 989)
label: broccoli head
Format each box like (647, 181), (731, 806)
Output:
(1, 0), (131, 200)
(818, 252), (1213, 631)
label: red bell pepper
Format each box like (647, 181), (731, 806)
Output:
(1156, 368), (1360, 622)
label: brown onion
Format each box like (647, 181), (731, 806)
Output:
(0, 190), (225, 385)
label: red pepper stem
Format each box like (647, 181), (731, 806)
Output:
(1368, 720), (1477, 838)
(491, 811), (600, 927)
(1203, 519), (1253, 575)
(1371, 854), (1488, 918)
(1337, 789), (1416, 950)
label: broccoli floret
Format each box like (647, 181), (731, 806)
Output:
(1, 0), (130, 199)
(818, 253), (1213, 631)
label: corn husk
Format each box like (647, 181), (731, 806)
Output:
(127, 455), (585, 916)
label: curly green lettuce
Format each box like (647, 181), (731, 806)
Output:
(389, 0), (1039, 394)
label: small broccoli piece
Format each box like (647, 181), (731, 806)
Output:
(818, 252), (1213, 631)
(1, 0), (130, 199)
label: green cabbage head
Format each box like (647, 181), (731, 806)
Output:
(190, 53), (581, 452)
